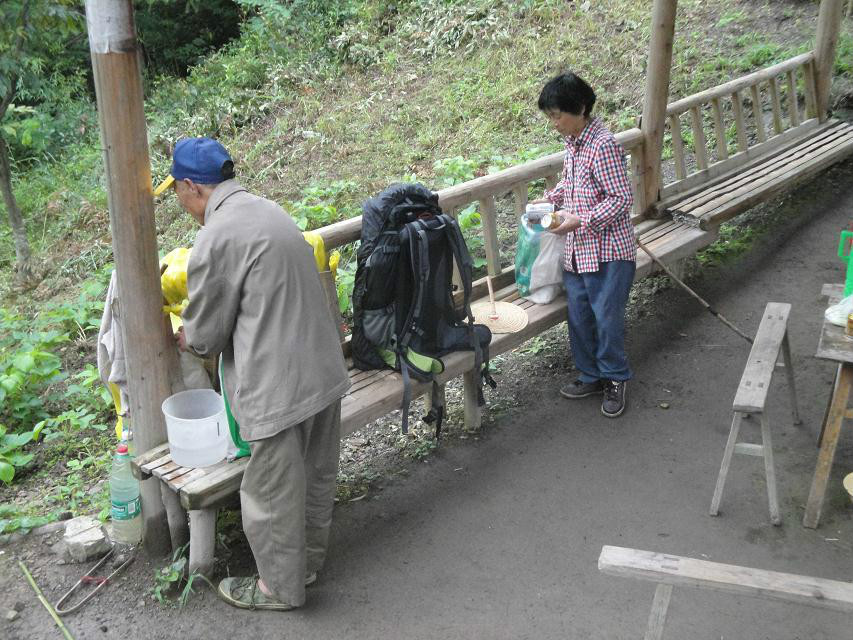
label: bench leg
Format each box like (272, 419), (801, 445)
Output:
(644, 584), (673, 640)
(781, 332), (801, 425)
(462, 370), (482, 432)
(160, 483), (189, 552)
(710, 412), (744, 516)
(759, 413), (781, 526)
(188, 508), (217, 579)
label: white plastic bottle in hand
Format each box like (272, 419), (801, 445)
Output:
(110, 444), (142, 544)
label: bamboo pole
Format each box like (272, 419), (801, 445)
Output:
(639, 0), (678, 213)
(85, 0), (180, 554)
(814, 0), (844, 120)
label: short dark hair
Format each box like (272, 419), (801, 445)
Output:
(537, 73), (596, 117)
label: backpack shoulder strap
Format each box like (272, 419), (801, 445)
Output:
(439, 214), (475, 321)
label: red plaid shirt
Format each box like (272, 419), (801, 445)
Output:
(544, 117), (636, 273)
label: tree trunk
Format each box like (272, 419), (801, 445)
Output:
(0, 135), (34, 283)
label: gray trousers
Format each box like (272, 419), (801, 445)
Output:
(240, 399), (341, 606)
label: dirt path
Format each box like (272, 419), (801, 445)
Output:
(4, 159), (853, 638)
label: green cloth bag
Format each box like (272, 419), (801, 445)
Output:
(219, 358), (251, 459)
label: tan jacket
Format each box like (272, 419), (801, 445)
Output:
(182, 180), (350, 441)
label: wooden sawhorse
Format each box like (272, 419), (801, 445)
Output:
(710, 302), (800, 525)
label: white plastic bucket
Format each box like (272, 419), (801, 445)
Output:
(162, 389), (228, 468)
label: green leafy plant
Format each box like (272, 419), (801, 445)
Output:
(0, 422), (44, 483)
(0, 503), (57, 534)
(152, 543), (214, 607)
(457, 205), (487, 269)
(336, 259), (358, 316)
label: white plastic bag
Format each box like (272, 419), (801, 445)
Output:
(515, 214), (565, 304)
(824, 294), (853, 326)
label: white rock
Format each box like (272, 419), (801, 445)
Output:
(4, 609), (19, 622)
(63, 516), (111, 563)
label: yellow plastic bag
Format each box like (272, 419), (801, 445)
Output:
(160, 247), (191, 331)
(302, 231), (327, 272)
(160, 248), (190, 304)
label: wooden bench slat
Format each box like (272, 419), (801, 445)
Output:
(672, 120), (849, 214)
(684, 124), (853, 218)
(132, 444), (171, 478)
(163, 466), (194, 482)
(179, 459), (249, 509)
(598, 546), (853, 613)
(151, 461), (179, 479)
(733, 302), (790, 413)
(170, 467), (208, 493)
(694, 129), (853, 228)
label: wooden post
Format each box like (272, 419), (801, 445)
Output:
(639, 0), (678, 213)
(814, 0), (844, 120)
(85, 0), (181, 554)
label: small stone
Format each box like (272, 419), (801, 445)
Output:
(63, 516), (110, 563)
(137, 599), (145, 608)
(4, 609), (18, 622)
(659, 402), (670, 409)
(100, 626), (108, 633)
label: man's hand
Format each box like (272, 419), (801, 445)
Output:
(549, 211), (581, 235)
(175, 326), (188, 352)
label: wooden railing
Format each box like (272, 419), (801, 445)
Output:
(662, 52), (820, 200)
(319, 127), (646, 284)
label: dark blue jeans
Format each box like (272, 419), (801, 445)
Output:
(563, 260), (635, 383)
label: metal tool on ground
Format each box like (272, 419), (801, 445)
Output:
(637, 239), (753, 345)
(54, 547), (136, 616)
(19, 560), (76, 640)
(470, 276), (529, 334)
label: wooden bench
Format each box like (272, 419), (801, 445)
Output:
(598, 545), (853, 639)
(709, 302), (801, 525)
(132, 214), (721, 576)
(657, 53), (853, 230)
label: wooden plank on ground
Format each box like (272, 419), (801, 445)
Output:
(598, 546), (853, 613)
(733, 302), (790, 413)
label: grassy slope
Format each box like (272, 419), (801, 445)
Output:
(1, 0), (850, 514)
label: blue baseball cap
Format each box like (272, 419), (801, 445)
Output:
(153, 137), (233, 195)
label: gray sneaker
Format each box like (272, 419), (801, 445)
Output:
(560, 379), (604, 399)
(601, 380), (627, 417)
